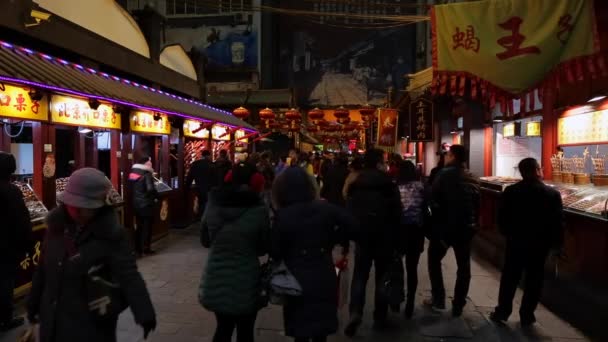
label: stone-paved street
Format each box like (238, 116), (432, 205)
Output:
(1, 227), (590, 342)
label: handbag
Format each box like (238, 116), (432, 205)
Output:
(85, 263), (128, 321)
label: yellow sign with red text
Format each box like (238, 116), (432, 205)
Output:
(212, 125), (230, 141)
(130, 111), (171, 135)
(50, 95), (120, 129)
(0, 84), (48, 121)
(183, 119), (209, 139)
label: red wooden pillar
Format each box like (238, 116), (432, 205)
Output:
(483, 126), (493, 176)
(0, 121), (11, 152)
(541, 88), (557, 180)
(110, 131), (121, 190)
(74, 131), (86, 170)
(160, 135), (170, 182)
(121, 132), (134, 229)
(32, 122), (56, 209)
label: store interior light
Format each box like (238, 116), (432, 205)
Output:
(493, 116), (504, 123)
(588, 95), (606, 102)
(78, 127), (92, 134)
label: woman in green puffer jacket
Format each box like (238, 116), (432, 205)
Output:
(199, 162), (270, 342)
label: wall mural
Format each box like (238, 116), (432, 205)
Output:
(276, 1), (416, 107)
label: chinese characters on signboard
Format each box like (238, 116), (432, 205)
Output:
(212, 125), (231, 141)
(14, 226), (46, 296)
(130, 111), (171, 135)
(558, 110), (608, 145)
(376, 108), (398, 147)
(183, 119), (210, 139)
(0, 84), (48, 121)
(502, 122), (521, 137)
(50, 95), (121, 129)
(409, 97), (434, 142)
(526, 121), (542, 137)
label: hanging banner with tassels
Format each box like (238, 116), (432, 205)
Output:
(431, 0), (602, 113)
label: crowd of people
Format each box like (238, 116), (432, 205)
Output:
(0, 144), (564, 342)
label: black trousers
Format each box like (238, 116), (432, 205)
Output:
(0, 263), (16, 324)
(404, 252), (422, 302)
(135, 215), (153, 254)
(349, 245), (390, 322)
(495, 243), (549, 322)
(427, 238), (472, 309)
(213, 312), (257, 342)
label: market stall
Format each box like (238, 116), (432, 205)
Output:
(129, 110), (174, 242)
(181, 119), (211, 222)
(211, 124), (232, 161)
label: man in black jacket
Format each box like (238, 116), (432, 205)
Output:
(345, 149), (402, 336)
(186, 150), (217, 218)
(214, 149), (232, 185)
(129, 156), (158, 256)
(0, 152), (31, 331)
(490, 158), (563, 327)
(426, 145), (480, 317)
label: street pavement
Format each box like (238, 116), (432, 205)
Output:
(1, 226), (591, 342)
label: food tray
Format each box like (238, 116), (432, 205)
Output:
(13, 182), (48, 223)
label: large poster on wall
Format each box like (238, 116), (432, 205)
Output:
(276, 1), (416, 107)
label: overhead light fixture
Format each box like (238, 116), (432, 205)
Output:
(28, 89), (43, 101)
(88, 99), (101, 110)
(78, 127), (92, 134)
(588, 95), (606, 102)
(153, 113), (161, 121)
(493, 116), (504, 123)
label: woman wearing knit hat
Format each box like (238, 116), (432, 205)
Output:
(27, 168), (157, 342)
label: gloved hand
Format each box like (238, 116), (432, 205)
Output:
(142, 317), (157, 339)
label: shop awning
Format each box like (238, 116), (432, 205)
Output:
(406, 67), (432, 99)
(0, 42), (256, 131)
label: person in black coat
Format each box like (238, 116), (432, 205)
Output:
(271, 167), (358, 342)
(186, 150), (217, 218)
(27, 168), (156, 342)
(0, 152), (32, 331)
(344, 149), (402, 336)
(490, 158), (564, 327)
(129, 156), (158, 256)
(215, 149), (233, 185)
(320, 154), (349, 207)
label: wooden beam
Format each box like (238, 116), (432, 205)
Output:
(110, 130), (121, 190)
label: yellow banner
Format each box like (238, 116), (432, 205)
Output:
(183, 119), (209, 139)
(50, 95), (120, 129)
(432, 0), (598, 95)
(235, 129), (248, 143)
(0, 84), (48, 121)
(558, 110), (608, 145)
(130, 111), (171, 135)
(211, 125), (230, 141)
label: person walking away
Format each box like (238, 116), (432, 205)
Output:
(27, 168), (156, 342)
(0, 152), (32, 331)
(426, 145), (480, 317)
(396, 160), (427, 318)
(319, 153), (334, 187)
(490, 158), (563, 327)
(129, 156), (158, 257)
(257, 151), (275, 189)
(215, 149), (233, 185)
(186, 150), (217, 218)
(344, 149), (402, 336)
(298, 152), (314, 176)
(342, 157), (363, 201)
(427, 151), (445, 186)
(271, 167), (358, 342)
(275, 156), (288, 175)
(320, 154), (349, 207)
(199, 162), (270, 342)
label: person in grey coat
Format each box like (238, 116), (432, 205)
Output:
(271, 167), (358, 342)
(27, 168), (156, 342)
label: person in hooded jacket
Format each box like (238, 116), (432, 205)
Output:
(199, 162), (271, 342)
(129, 156), (158, 256)
(27, 168), (156, 342)
(344, 149), (402, 337)
(0, 152), (32, 332)
(271, 167), (358, 342)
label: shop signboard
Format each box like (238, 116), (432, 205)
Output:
(183, 119), (209, 139)
(376, 108), (398, 147)
(13, 224), (46, 297)
(409, 97), (434, 142)
(130, 111), (171, 135)
(558, 110), (608, 145)
(526, 121), (542, 137)
(50, 95), (120, 129)
(503, 122), (521, 138)
(212, 125), (230, 141)
(235, 129), (247, 143)
(0, 84), (48, 121)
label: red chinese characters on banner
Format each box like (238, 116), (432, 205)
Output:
(557, 14), (574, 44)
(452, 25), (480, 53)
(14, 93), (27, 112)
(496, 17), (541, 60)
(30, 101), (40, 114)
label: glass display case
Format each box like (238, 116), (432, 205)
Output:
(479, 176), (521, 191)
(13, 182), (48, 223)
(56, 177), (124, 206)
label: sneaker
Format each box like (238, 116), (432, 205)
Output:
(423, 298), (447, 312)
(344, 313), (362, 337)
(0, 317), (24, 332)
(489, 311), (508, 324)
(452, 305), (464, 317)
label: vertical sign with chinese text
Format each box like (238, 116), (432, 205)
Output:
(376, 108), (398, 147)
(409, 97), (434, 142)
(0, 84), (48, 121)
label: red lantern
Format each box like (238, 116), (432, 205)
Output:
(333, 106), (350, 124)
(308, 107), (324, 121)
(259, 107), (275, 121)
(232, 106), (250, 120)
(359, 103), (376, 117)
(285, 108), (301, 121)
(307, 125), (319, 133)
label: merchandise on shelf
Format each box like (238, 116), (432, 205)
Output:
(13, 182), (48, 223)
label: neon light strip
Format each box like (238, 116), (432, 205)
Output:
(0, 75), (256, 132)
(0, 40), (236, 117)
